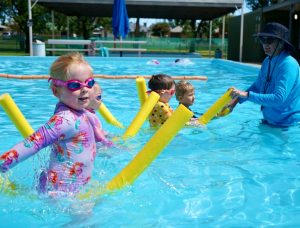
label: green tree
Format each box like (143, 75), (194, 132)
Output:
(96, 17), (112, 38)
(0, 1), (113, 52)
(0, 0), (51, 53)
(0, 1), (10, 24)
(76, 16), (96, 39)
(181, 21), (194, 38)
(169, 19), (196, 37)
(167, 18), (227, 38)
(45, 13), (111, 39)
(48, 12), (74, 37)
(151, 22), (170, 37)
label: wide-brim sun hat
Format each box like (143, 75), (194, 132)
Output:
(253, 22), (294, 49)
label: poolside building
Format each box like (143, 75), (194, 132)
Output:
(228, 0), (300, 63)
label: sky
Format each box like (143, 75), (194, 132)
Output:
(130, 0), (251, 26)
(234, 0), (251, 15)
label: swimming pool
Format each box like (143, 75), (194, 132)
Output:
(1, 57), (300, 226)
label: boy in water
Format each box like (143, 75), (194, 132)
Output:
(148, 74), (175, 127)
(175, 80), (198, 118)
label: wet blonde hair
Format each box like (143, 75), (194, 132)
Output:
(49, 52), (93, 82)
(175, 80), (194, 101)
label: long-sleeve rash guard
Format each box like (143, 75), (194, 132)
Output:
(240, 51), (300, 127)
(0, 103), (103, 193)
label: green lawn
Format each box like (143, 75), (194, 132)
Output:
(0, 37), (27, 56)
(0, 51), (28, 56)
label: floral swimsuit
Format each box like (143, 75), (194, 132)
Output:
(0, 102), (102, 194)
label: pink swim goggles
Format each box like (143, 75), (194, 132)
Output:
(49, 77), (95, 91)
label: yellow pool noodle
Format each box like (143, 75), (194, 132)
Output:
(216, 97), (238, 117)
(122, 91), (160, 139)
(198, 88), (233, 125)
(136, 77), (148, 106)
(79, 104), (193, 199)
(0, 93), (31, 194)
(216, 107), (231, 117)
(98, 102), (124, 128)
(0, 93), (34, 138)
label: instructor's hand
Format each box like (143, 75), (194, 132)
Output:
(230, 87), (248, 99)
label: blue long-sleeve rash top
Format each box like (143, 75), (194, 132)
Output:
(241, 51), (300, 126)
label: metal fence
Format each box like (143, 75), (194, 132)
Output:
(0, 35), (227, 58)
(0, 34), (26, 52)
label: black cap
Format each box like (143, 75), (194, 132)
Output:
(253, 22), (294, 49)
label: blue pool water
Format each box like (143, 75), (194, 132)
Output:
(1, 57), (300, 227)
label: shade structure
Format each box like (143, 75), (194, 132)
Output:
(112, 0), (129, 39)
(37, 0), (243, 21)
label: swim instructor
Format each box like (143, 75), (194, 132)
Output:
(229, 22), (300, 127)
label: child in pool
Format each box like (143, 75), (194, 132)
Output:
(174, 58), (194, 65)
(87, 81), (102, 112)
(175, 80), (199, 119)
(86, 82), (113, 147)
(148, 74), (175, 127)
(175, 80), (205, 127)
(0, 52), (107, 194)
